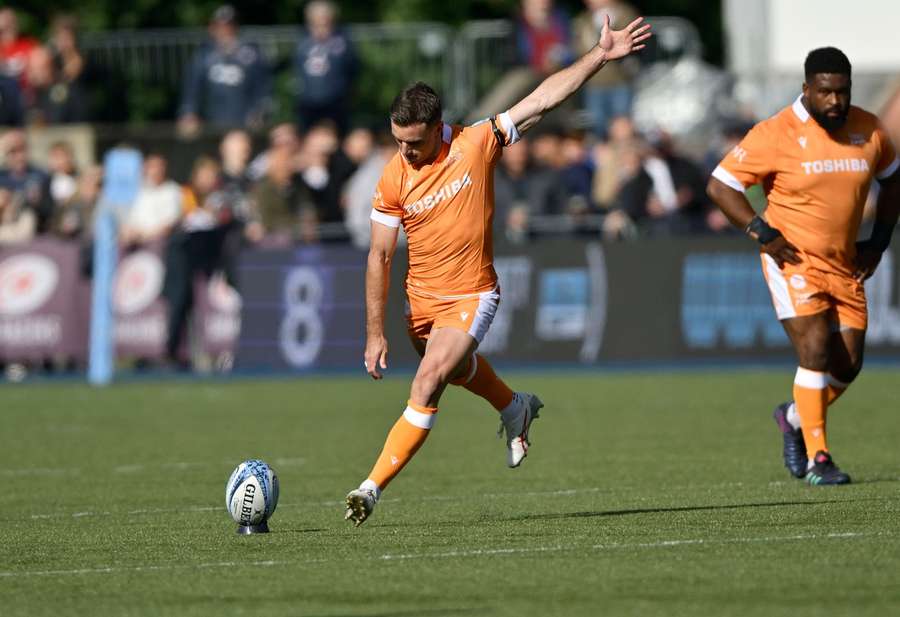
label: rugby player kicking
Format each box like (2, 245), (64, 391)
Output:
(707, 47), (900, 485)
(345, 15), (652, 525)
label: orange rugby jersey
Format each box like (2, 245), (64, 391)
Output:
(713, 96), (899, 273)
(370, 114), (519, 297)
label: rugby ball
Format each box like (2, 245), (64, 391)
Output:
(225, 459), (279, 527)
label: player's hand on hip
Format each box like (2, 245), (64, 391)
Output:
(764, 236), (802, 268)
(853, 240), (883, 281)
(364, 335), (389, 380)
(598, 15), (652, 61)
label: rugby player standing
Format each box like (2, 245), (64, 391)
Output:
(707, 48), (900, 485)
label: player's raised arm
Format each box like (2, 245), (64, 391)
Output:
(507, 15), (651, 135)
(364, 220), (399, 380)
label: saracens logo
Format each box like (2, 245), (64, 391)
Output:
(114, 251), (164, 315)
(404, 172), (473, 217)
(0, 254), (60, 316)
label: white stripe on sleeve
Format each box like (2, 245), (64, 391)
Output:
(370, 209), (401, 228)
(711, 165), (746, 193)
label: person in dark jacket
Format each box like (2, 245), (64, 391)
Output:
(294, 1), (357, 135)
(177, 5), (271, 135)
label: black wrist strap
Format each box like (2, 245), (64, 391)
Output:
(869, 220), (896, 252)
(745, 216), (781, 245)
(489, 116), (507, 149)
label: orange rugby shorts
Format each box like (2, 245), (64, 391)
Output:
(405, 288), (500, 343)
(760, 253), (867, 330)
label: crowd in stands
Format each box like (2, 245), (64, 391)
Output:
(0, 1), (748, 258)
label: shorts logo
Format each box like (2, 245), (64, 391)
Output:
(460, 311), (469, 321)
(789, 274), (807, 290)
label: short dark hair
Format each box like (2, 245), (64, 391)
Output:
(804, 47), (851, 81)
(389, 82), (442, 127)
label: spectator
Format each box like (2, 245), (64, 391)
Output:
(467, 0), (573, 122)
(559, 130), (594, 220)
(518, 0), (573, 76)
(119, 153), (182, 249)
(0, 129), (53, 232)
(573, 0), (639, 137)
(247, 144), (315, 245)
(494, 137), (567, 242)
(294, 1), (357, 134)
(47, 141), (78, 209)
(177, 5), (271, 136)
(0, 8), (37, 91)
(217, 130), (254, 287)
(298, 120), (364, 229)
(0, 186), (34, 244)
(0, 73), (23, 126)
(248, 122), (301, 181)
(343, 129), (396, 249)
(48, 16), (85, 86)
(24, 45), (88, 125)
(164, 156), (230, 368)
(612, 131), (710, 236)
(49, 163), (100, 242)
(592, 114), (636, 208)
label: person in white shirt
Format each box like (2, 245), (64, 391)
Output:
(120, 154), (182, 248)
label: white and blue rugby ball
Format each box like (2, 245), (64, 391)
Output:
(225, 459), (279, 526)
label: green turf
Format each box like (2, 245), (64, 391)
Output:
(2, 369), (900, 617)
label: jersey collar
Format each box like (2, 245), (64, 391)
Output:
(792, 95), (810, 123)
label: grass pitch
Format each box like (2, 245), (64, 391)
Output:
(2, 368), (900, 616)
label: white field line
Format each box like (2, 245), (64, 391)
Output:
(5, 458), (308, 478)
(0, 531), (882, 579)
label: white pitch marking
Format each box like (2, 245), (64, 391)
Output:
(0, 531), (879, 579)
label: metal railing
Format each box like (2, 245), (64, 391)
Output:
(80, 18), (703, 123)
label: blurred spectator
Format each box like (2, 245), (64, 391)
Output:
(0, 8), (37, 91)
(164, 157), (230, 368)
(611, 131), (710, 236)
(177, 5), (271, 136)
(218, 130), (253, 287)
(47, 141), (78, 208)
(220, 129), (253, 195)
(247, 144), (315, 245)
(494, 137), (566, 242)
(248, 122), (301, 181)
(518, 0), (573, 76)
(300, 122), (371, 232)
(0, 129), (53, 232)
(49, 163), (100, 241)
(295, 1), (357, 135)
(48, 16), (85, 86)
(0, 186), (34, 244)
(343, 129), (396, 249)
(573, 0), (639, 138)
(24, 45), (88, 125)
(592, 114), (636, 208)
(467, 0), (573, 123)
(559, 130), (594, 220)
(120, 153), (182, 249)
(0, 74), (23, 125)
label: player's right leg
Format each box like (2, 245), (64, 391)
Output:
(345, 327), (477, 527)
(780, 313), (850, 485)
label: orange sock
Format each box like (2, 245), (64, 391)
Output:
(366, 401), (437, 491)
(450, 353), (514, 411)
(793, 368), (828, 458)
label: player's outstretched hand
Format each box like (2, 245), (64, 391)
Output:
(764, 235), (802, 268)
(599, 15), (653, 61)
(853, 240), (883, 281)
(364, 335), (389, 380)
